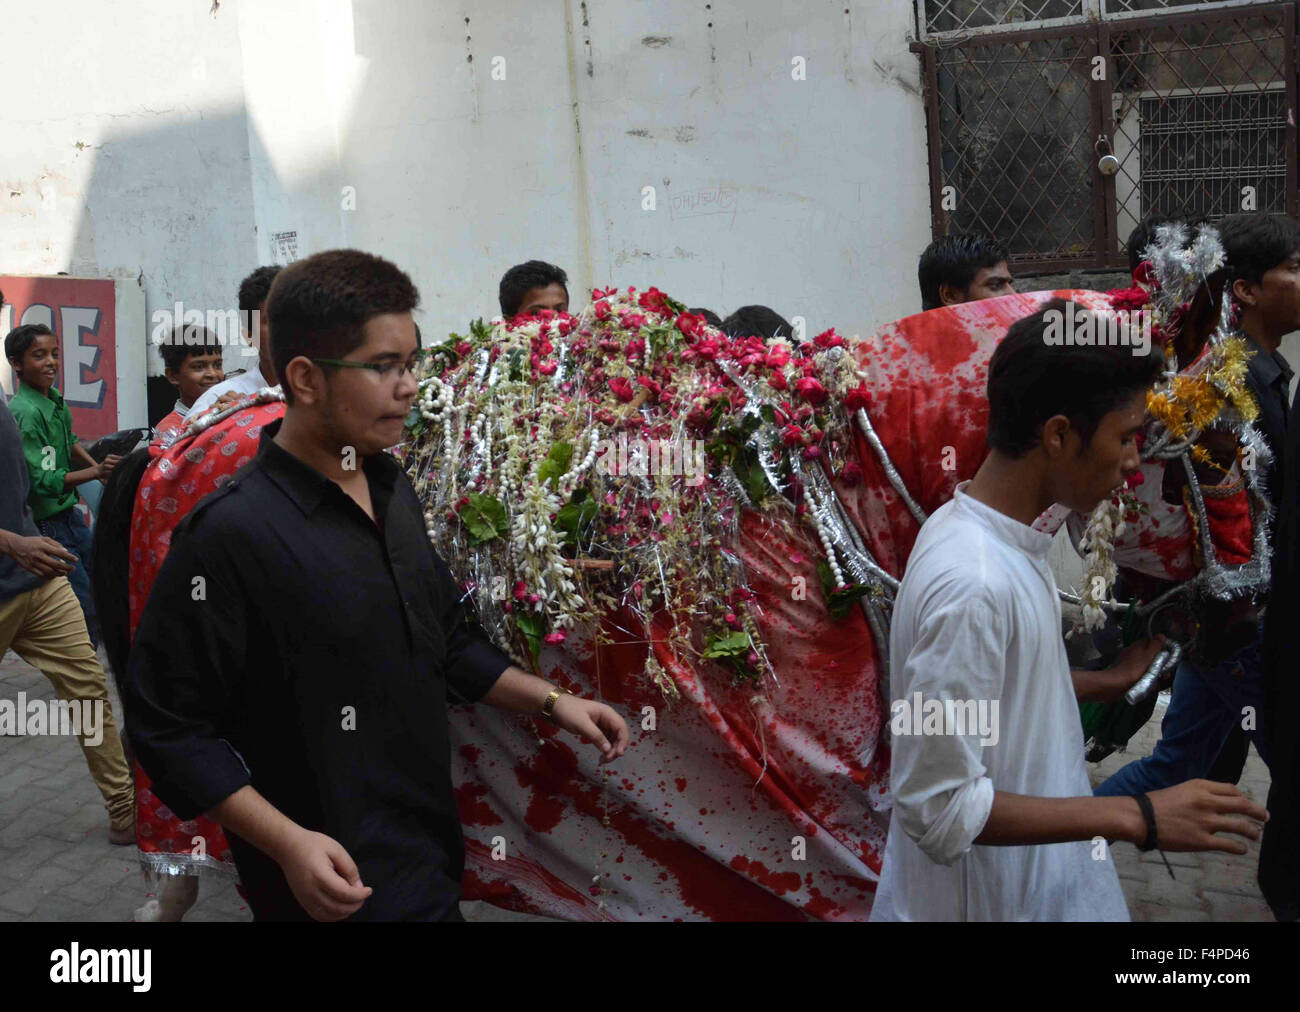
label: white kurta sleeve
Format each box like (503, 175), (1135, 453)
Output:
(891, 589), (1006, 866)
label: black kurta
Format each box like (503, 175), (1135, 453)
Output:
(123, 421), (510, 920)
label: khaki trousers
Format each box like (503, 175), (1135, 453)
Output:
(0, 577), (134, 829)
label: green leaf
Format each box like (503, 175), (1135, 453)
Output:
(536, 442), (574, 489)
(427, 336), (464, 370)
(734, 446), (770, 504)
(516, 612), (544, 669)
(827, 584), (870, 620)
(759, 404), (776, 424)
(462, 492), (509, 544)
(469, 317), (492, 342)
(554, 491), (598, 547)
(705, 437), (736, 466)
(507, 348), (525, 382)
(645, 323), (677, 362)
(817, 560), (869, 619)
(703, 630), (752, 658)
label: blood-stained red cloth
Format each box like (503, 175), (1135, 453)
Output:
(118, 299), (1256, 917)
(127, 400), (286, 878)
(451, 290), (1259, 921)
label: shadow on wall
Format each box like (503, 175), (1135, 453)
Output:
(63, 109), (310, 425)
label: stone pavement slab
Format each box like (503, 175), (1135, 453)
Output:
(2, 648), (1274, 922)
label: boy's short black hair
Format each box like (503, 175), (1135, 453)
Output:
(239, 265), (283, 312)
(498, 260), (568, 318)
(918, 234), (1008, 311)
(722, 305), (793, 340)
(160, 325), (223, 373)
(1218, 212), (1300, 287)
(688, 307), (723, 328)
(268, 249), (420, 405)
(987, 299), (1163, 458)
(4, 323), (55, 365)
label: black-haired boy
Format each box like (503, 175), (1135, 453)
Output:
(125, 249), (628, 921)
(187, 265), (283, 417)
(871, 301), (1267, 921)
(918, 233), (1015, 311)
(5, 324), (120, 644)
(498, 260), (568, 320)
(155, 325), (226, 438)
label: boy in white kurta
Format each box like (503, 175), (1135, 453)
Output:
(873, 484), (1129, 920)
(871, 299), (1269, 922)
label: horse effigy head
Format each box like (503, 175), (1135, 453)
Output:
(1068, 223), (1271, 634)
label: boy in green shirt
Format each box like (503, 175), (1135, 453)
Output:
(5, 324), (121, 645)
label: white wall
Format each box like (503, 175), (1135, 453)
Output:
(0, 1), (259, 376)
(335, 0), (931, 338)
(1, 0), (932, 380)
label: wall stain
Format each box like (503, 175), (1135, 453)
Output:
(642, 36), (672, 48)
(564, 0), (595, 301)
(580, 2), (592, 76)
(465, 16), (479, 121)
(871, 57), (920, 97)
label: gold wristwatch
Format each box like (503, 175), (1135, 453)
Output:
(540, 686), (571, 721)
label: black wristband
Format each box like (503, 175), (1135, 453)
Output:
(1133, 792), (1158, 852)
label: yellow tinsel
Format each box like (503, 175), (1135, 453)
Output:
(1208, 337), (1259, 423)
(1146, 337), (1259, 440)
(1147, 375), (1221, 439)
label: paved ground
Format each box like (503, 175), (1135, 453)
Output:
(1086, 691), (1273, 922)
(0, 649), (1273, 922)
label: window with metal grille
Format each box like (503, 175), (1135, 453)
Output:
(919, 0), (1255, 37)
(1102, 0), (1256, 14)
(917, 1), (1296, 269)
(1114, 86), (1287, 245)
(922, 1), (1083, 35)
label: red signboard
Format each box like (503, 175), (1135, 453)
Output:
(1, 276), (119, 440)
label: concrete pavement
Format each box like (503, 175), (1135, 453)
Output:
(1, 649), (1274, 922)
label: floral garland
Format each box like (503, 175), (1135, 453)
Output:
(403, 287), (867, 691)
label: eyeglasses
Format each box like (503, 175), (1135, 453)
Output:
(310, 357), (418, 380)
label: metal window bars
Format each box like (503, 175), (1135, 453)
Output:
(916, 0), (1296, 271)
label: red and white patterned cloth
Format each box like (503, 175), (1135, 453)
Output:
(127, 399), (286, 879)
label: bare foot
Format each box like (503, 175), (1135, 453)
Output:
(132, 875), (199, 922)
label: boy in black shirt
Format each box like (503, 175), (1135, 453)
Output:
(124, 250), (629, 921)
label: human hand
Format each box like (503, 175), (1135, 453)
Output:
(550, 695), (631, 764)
(96, 453), (123, 481)
(1144, 780), (1268, 855)
(2, 534), (76, 578)
(277, 828), (372, 921)
(1107, 635), (1168, 697)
